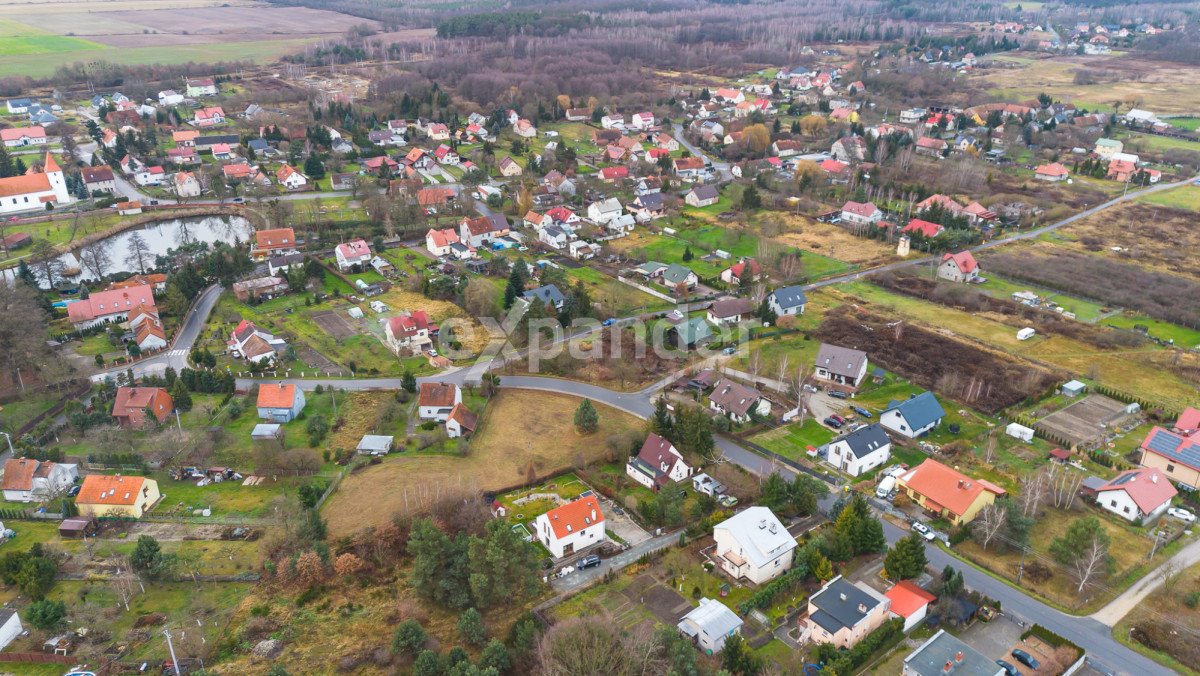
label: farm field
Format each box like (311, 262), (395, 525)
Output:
(321, 390), (644, 537)
(980, 52), (1200, 113)
(0, 2), (432, 77)
(830, 281), (1199, 410)
(1118, 130), (1200, 154)
(1166, 117), (1200, 131)
(1137, 184), (1200, 211)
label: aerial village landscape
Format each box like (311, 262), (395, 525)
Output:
(0, 0), (1198, 673)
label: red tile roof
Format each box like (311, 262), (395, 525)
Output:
(68, 285), (156, 323)
(1, 458), (39, 491)
(941, 251), (978, 274)
(255, 228), (295, 251)
(112, 387), (173, 426)
(419, 382), (458, 408)
(543, 495), (604, 539)
(77, 474), (149, 506)
(841, 201), (878, 218)
(1097, 468), (1178, 515)
(885, 581), (937, 618)
(257, 383), (298, 409)
(900, 459), (1005, 517)
(448, 403), (477, 432)
(1036, 162), (1068, 177)
(1177, 407), (1200, 433)
(902, 218), (944, 238)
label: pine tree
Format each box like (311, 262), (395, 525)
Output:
(574, 399), (599, 434)
(651, 397), (674, 438)
(170, 379), (192, 412)
(883, 534), (928, 580)
(504, 260), (526, 309)
(401, 371), (417, 393)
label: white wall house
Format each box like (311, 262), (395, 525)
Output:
(1094, 468), (1177, 523)
(626, 433), (693, 490)
(712, 506), (796, 584)
(0, 458), (78, 502)
(767, 285), (807, 317)
(418, 382), (461, 421)
(825, 424), (891, 477)
(535, 494), (606, 559)
(0, 610), (22, 652)
(880, 392), (945, 439)
(678, 599), (743, 655)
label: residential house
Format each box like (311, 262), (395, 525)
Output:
(766, 285), (807, 317)
(522, 285), (566, 311)
(914, 137), (948, 157)
(721, 258), (762, 287)
(902, 218), (944, 239)
(709, 378), (769, 423)
(539, 226), (571, 249)
(193, 107), (225, 127)
(840, 200), (881, 226)
(880, 392), (945, 439)
(886, 581), (937, 632)
(232, 276), (288, 302)
(1139, 425), (1200, 489)
(674, 156), (706, 179)
(1094, 138), (1123, 159)
(630, 111), (655, 130)
(335, 239), (372, 271)
(459, 215), (508, 248)
(568, 239), (595, 260)
(252, 227), (297, 260)
(256, 384), (306, 423)
(565, 108), (593, 121)
(714, 88), (745, 104)
(0, 126), (46, 148)
(498, 156), (523, 177)
(111, 387), (173, 428)
(0, 609), (21, 652)
(1095, 468), (1178, 523)
(587, 198), (624, 224)
(706, 297), (755, 326)
(686, 185), (720, 208)
(535, 494), (606, 558)
(356, 435), (394, 456)
(671, 317), (713, 350)
(446, 403), (478, 438)
(814, 343), (869, 389)
(831, 135), (867, 163)
(0, 458), (78, 502)
(172, 130), (199, 147)
(134, 317), (168, 352)
(626, 433), (693, 490)
(5, 98), (32, 114)
(172, 171), (201, 198)
(629, 192), (666, 221)
(229, 319), (287, 364)
(599, 166), (629, 183)
(678, 599), (743, 655)
(425, 228), (461, 257)
(601, 114), (624, 129)
(75, 475), (160, 519)
(166, 147), (199, 165)
(826, 424), (891, 477)
(185, 77), (218, 97)
(772, 140), (803, 157)
(66, 284), (156, 329)
(819, 158), (852, 183)
(384, 310), (434, 355)
(662, 264), (698, 291)
(418, 382), (461, 421)
(427, 123), (450, 141)
(1035, 162), (1069, 181)
(1107, 159), (1138, 182)
(514, 119), (537, 138)
(712, 506), (796, 584)
(903, 630), (1004, 676)
(937, 251), (979, 282)
(81, 166), (117, 194)
(276, 164), (307, 190)
(799, 576), (890, 648)
(135, 166), (166, 186)
(897, 458), (1006, 526)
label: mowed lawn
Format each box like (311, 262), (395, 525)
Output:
(751, 418), (834, 461)
(0, 17), (104, 55)
(322, 390), (645, 536)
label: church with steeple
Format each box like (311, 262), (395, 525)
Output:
(0, 152), (72, 214)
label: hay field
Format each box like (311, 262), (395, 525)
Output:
(322, 390), (644, 537)
(1053, 201), (1200, 281)
(980, 52), (1200, 114)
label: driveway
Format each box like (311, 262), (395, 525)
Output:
(604, 505), (652, 546)
(959, 614), (1025, 662)
(551, 531), (677, 592)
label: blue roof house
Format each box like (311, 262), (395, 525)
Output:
(880, 391), (945, 439)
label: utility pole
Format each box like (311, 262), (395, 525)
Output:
(1149, 529), (1166, 559)
(174, 409), (183, 436)
(1015, 545), (1028, 584)
(163, 627), (182, 676)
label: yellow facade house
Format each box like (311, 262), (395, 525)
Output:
(75, 474), (161, 519)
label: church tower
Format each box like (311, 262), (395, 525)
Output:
(43, 152), (71, 204)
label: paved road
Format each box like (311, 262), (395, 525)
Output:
(672, 123), (732, 182)
(91, 284), (223, 381)
(1090, 535), (1200, 627)
(551, 531), (678, 592)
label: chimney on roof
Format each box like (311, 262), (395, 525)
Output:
(958, 480), (964, 488)
(839, 593), (847, 601)
(955, 651), (964, 663)
(858, 603), (867, 613)
(943, 661), (954, 673)
(591, 508), (597, 521)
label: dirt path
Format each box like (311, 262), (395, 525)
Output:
(1090, 535), (1200, 626)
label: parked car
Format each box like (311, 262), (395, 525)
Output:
(823, 416), (843, 429)
(996, 660), (1022, 676)
(232, 197), (244, 203)
(851, 406), (872, 418)
(830, 415), (846, 425)
(718, 494), (738, 507)
(602, 318), (616, 327)
(828, 390), (849, 399)
(723, 346), (737, 355)
(577, 554), (602, 569)
(1167, 507), (1196, 523)
(1011, 650), (1039, 670)
(911, 522), (935, 541)
(67, 485), (82, 497)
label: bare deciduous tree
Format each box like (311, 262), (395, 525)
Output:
(124, 232), (152, 274)
(1019, 470), (1048, 518)
(79, 239), (112, 280)
(974, 503), (1008, 551)
(1071, 534), (1112, 594)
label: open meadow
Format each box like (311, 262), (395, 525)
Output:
(321, 390), (645, 537)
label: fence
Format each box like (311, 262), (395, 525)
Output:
(11, 378), (91, 437)
(617, 276), (677, 303)
(724, 433), (840, 487)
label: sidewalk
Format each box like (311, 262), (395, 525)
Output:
(1089, 535), (1200, 627)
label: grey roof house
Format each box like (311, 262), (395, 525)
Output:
(708, 378), (769, 422)
(801, 575), (890, 648)
(672, 316), (713, 349)
(880, 391), (946, 439)
(766, 285), (808, 316)
(814, 343), (870, 388)
(678, 598), (743, 655)
(826, 423), (892, 477)
(357, 435), (395, 456)
(902, 629), (1004, 676)
(522, 284), (566, 310)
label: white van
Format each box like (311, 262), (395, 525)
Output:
(876, 475), (896, 499)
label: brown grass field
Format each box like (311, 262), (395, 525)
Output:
(1054, 201), (1200, 281)
(981, 52), (1200, 114)
(322, 390), (644, 537)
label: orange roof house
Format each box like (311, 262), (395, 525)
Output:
(75, 474), (161, 518)
(885, 581), (937, 631)
(897, 459), (1005, 525)
(256, 383), (306, 422)
(1035, 162), (1069, 181)
(111, 386), (174, 428)
(252, 227), (296, 258)
(534, 494), (606, 558)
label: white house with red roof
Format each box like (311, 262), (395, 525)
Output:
(720, 258), (761, 286)
(1094, 468), (1177, 523)
(134, 166), (166, 186)
(1035, 162), (1069, 182)
(193, 107), (225, 127)
(626, 433), (693, 490)
(67, 284), (156, 329)
(384, 310), (434, 355)
(534, 494), (606, 558)
(425, 228), (462, 257)
(902, 218), (944, 239)
(334, 239), (372, 271)
(1, 126), (46, 148)
(433, 144), (460, 165)
(630, 111), (655, 130)
(276, 164), (307, 190)
(937, 251), (979, 283)
(840, 201), (881, 226)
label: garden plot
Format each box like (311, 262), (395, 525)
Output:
(1035, 394), (1136, 449)
(310, 309), (359, 340)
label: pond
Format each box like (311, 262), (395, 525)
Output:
(10, 214), (253, 288)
